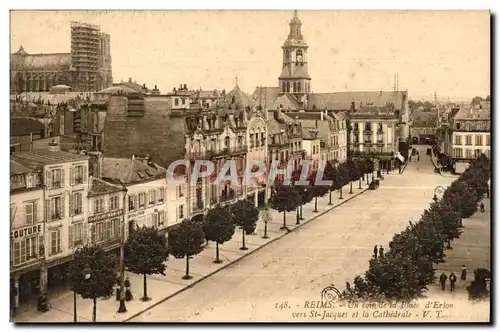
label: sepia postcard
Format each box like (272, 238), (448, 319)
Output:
(9, 9), (491, 323)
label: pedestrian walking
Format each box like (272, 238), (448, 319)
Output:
(449, 273), (457, 292)
(439, 273), (447, 291)
(125, 277), (133, 301)
(417, 151), (420, 161)
(373, 245), (378, 260)
(480, 202), (485, 212)
(378, 245), (384, 258)
(461, 265), (467, 281)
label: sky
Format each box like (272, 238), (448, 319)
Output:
(10, 10), (490, 101)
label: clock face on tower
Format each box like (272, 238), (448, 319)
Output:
(296, 54), (303, 63)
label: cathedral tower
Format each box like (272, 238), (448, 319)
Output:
(278, 10), (311, 106)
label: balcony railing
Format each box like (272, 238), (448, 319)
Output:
(189, 145), (248, 159)
(351, 150), (394, 157)
(213, 145), (248, 157)
(268, 141), (288, 148)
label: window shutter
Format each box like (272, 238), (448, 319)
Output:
(69, 194), (74, 217)
(134, 194), (138, 209)
(13, 242), (20, 266)
(160, 211), (165, 226)
(147, 214), (153, 227)
(83, 222), (88, 245)
(60, 169), (65, 187)
(60, 195), (65, 218)
(70, 167), (75, 186)
(83, 165), (88, 184)
(68, 225), (73, 249)
(45, 199), (51, 222)
(38, 235), (44, 258)
(90, 224), (95, 244)
(146, 192), (149, 205)
(34, 201), (38, 223)
(46, 170), (52, 189)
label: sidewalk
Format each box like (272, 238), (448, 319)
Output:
(13, 179), (384, 323)
(426, 198), (491, 296)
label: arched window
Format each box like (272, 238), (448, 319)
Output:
(225, 136), (230, 148)
(285, 50), (290, 62)
(292, 82), (296, 93)
(286, 82), (290, 93)
(194, 140), (201, 153)
(297, 82), (301, 92)
(282, 82), (286, 93)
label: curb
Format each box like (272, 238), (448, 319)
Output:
(124, 186), (369, 322)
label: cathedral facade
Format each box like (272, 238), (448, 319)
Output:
(10, 21), (113, 94)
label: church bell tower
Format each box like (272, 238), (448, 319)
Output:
(278, 10), (311, 107)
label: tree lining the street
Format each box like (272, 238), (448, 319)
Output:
(168, 219), (205, 280)
(340, 154), (490, 302)
(230, 199), (259, 251)
(124, 226), (169, 301)
(270, 183), (302, 231)
(68, 245), (117, 322)
(324, 160), (342, 205)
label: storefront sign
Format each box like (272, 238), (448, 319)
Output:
(127, 210), (145, 219)
(88, 209), (123, 223)
(11, 224), (42, 240)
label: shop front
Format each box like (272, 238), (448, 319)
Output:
(10, 222), (46, 315)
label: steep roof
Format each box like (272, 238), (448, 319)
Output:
(454, 108), (490, 121)
(252, 87), (280, 105)
(10, 159), (35, 175)
(308, 91), (406, 111)
(11, 150), (88, 170)
(114, 82), (152, 94)
(271, 93), (302, 111)
(102, 157), (166, 185)
(11, 117), (45, 136)
(12, 53), (71, 70)
(88, 177), (124, 197)
(223, 85), (255, 108)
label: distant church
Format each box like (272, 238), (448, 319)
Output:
(253, 11), (409, 116)
(10, 21), (113, 94)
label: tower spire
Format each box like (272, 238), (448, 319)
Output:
(294, 10), (298, 19)
(235, 74), (239, 87)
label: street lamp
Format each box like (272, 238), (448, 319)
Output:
(82, 265), (96, 322)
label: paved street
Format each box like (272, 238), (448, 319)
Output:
(129, 155), (467, 322)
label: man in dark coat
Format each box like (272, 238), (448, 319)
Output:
(373, 245), (378, 260)
(480, 202), (485, 212)
(439, 273), (447, 291)
(449, 272), (457, 292)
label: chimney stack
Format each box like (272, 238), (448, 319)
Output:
(320, 111), (324, 121)
(48, 138), (59, 152)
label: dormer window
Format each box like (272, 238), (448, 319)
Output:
(456, 122), (461, 130)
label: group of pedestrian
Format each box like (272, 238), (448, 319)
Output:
(439, 265), (467, 292)
(116, 276), (133, 302)
(373, 245), (384, 260)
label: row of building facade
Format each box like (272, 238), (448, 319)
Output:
(10, 11), (413, 312)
